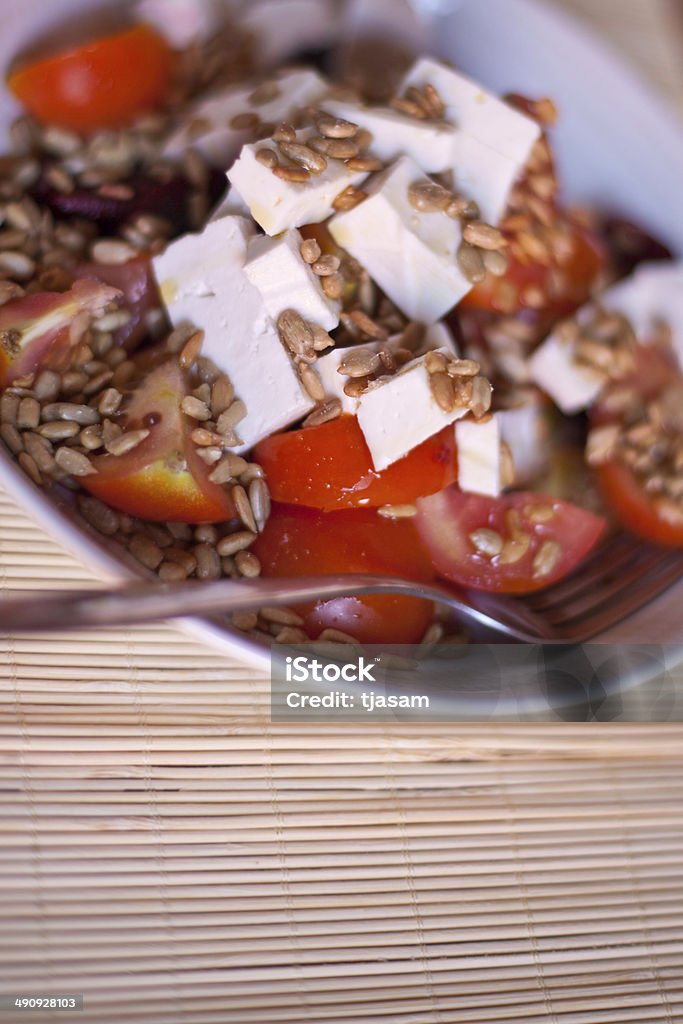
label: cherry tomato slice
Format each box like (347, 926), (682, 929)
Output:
(0, 279), (120, 386)
(254, 415), (457, 512)
(416, 487), (606, 594)
(82, 356), (235, 524)
(253, 504), (435, 644)
(592, 346), (683, 547)
(75, 257), (160, 352)
(8, 25), (172, 134)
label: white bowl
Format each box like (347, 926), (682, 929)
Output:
(1, 0), (683, 675)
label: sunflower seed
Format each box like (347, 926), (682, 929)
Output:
(463, 221), (507, 250)
(300, 238), (322, 264)
(303, 398), (342, 427)
(338, 347), (381, 378)
(255, 148), (278, 168)
(321, 273), (344, 300)
(469, 528), (504, 556)
(299, 364), (325, 401)
(429, 371), (455, 412)
(235, 549), (261, 577)
(457, 242), (486, 283)
(38, 420), (81, 441)
(408, 179), (452, 213)
(91, 239), (136, 264)
(317, 115), (359, 139)
(447, 358), (481, 377)
(377, 504), (417, 519)
(249, 477), (271, 532)
(332, 185), (367, 211)
(311, 254), (340, 276)
(278, 141), (327, 174)
(77, 494), (120, 536)
(217, 531), (257, 557)
(180, 395), (210, 421)
(586, 424), (621, 466)
(470, 376), (493, 418)
(54, 447), (96, 477)
(272, 164), (310, 183)
(232, 483), (257, 532)
(533, 539), (562, 578)
(217, 400), (247, 432)
(18, 451), (41, 485)
(16, 397), (40, 430)
(0, 422), (23, 453)
(41, 402), (99, 425)
(0, 251), (35, 279)
(128, 533), (164, 570)
(277, 309), (314, 355)
(105, 428), (149, 456)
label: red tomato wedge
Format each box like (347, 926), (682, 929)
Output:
(592, 346), (683, 547)
(253, 504), (435, 644)
(0, 279), (121, 386)
(82, 356), (235, 524)
(75, 257), (160, 352)
(416, 488), (606, 594)
(461, 218), (603, 321)
(8, 25), (172, 134)
(254, 415), (457, 511)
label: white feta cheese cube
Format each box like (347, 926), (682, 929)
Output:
(137, 0), (225, 48)
(528, 333), (603, 415)
(239, 0), (338, 67)
(497, 391), (550, 485)
(163, 68), (329, 167)
(357, 351), (469, 471)
(617, 261), (683, 364)
(329, 155), (472, 324)
(323, 98), (456, 174)
(228, 128), (368, 236)
(455, 415), (502, 497)
(152, 215), (313, 449)
(244, 229), (340, 332)
(530, 261), (683, 414)
(401, 57), (541, 223)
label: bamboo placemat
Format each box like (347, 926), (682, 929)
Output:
(2, 1), (683, 1021)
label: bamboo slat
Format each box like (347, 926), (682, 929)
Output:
(2, 1), (683, 1021)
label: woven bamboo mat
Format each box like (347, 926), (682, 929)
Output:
(2, 1), (683, 1021)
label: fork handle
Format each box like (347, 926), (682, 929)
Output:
(0, 574), (537, 640)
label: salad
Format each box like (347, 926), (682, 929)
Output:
(0, 0), (680, 647)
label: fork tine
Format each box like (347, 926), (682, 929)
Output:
(555, 550), (683, 640)
(525, 532), (643, 613)
(544, 546), (677, 627)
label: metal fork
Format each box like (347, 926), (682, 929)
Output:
(0, 531), (681, 641)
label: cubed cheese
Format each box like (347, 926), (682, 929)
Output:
(136, 0), (225, 48)
(329, 155), (472, 324)
(530, 261), (683, 414)
(163, 68), (329, 167)
(239, 0), (338, 67)
(316, 321), (459, 416)
(356, 350), (469, 471)
(244, 228), (340, 331)
(528, 333), (603, 415)
(616, 261), (683, 363)
(455, 416), (502, 497)
(152, 215), (313, 449)
(323, 98), (456, 173)
(401, 57), (541, 223)
(497, 391), (550, 485)
(228, 128), (368, 236)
